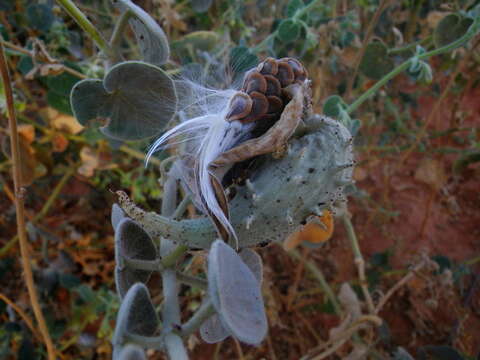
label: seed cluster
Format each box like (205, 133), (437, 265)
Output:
(226, 57), (308, 127)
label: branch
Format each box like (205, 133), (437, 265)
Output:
(0, 37), (56, 360)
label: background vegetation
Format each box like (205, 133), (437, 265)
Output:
(0, 0), (479, 359)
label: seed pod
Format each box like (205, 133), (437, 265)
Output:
(281, 57), (307, 82)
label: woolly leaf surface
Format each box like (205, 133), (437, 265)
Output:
(70, 61), (176, 140)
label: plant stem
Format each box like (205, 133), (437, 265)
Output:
(0, 165), (76, 257)
(160, 174), (189, 359)
(289, 249), (342, 316)
(0, 38), (56, 360)
(181, 300), (216, 338)
(108, 9), (133, 65)
(346, 18), (480, 115)
(55, 0), (113, 58)
(341, 213), (375, 314)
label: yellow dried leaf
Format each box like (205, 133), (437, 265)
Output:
(414, 158), (447, 191)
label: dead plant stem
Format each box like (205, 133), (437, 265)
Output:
(0, 38), (56, 360)
(341, 213), (375, 314)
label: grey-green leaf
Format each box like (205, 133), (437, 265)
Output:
(114, 0), (170, 65)
(434, 13), (473, 48)
(70, 61), (177, 141)
(117, 344), (147, 360)
(114, 218), (157, 298)
(113, 283), (158, 346)
(190, 0), (213, 13)
(277, 19), (301, 43)
(208, 240), (267, 345)
(200, 313), (230, 344)
(112, 203), (127, 230)
(239, 248), (263, 283)
(323, 95), (347, 118)
(359, 42), (394, 80)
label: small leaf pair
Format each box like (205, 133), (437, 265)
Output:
(202, 240), (267, 345)
(112, 283), (158, 359)
(112, 204), (158, 298)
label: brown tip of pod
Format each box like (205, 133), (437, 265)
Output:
(238, 91), (268, 123)
(264, 75), (282, 97)
(276, 61), (295, 87)
(244, 71), (267, 94)
(226, 92), (253, 121)
(257, 57), (278, 75)
(266, 95), (284, 114)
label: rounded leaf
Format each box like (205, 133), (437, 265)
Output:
(190, 0), (213, 13)
(323, 95), (346, 118)
(277, 19), (301, 43)
(70, 61), (177, 140)
(434, 13), (473, 48)
(114, 0), (170, 66)
(239, 248), (263, 284)
(200, 313), (230, 344)
(112, 283), (158, 346)
(26, 4), (54, 32)
(111, 203), (127, 230)
(114, 218), (157, 298)
(117, 344), (146, 360)
(359, 42), (394, 80)
(115, 218), (157, 261)
(208, 240), (267, 345)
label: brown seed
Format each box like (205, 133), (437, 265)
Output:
(244, 71), (267, 94)
(226, 92), (253, 121)
(264, 75), (281, 96)
(281, 57), (307, 82)
(239, 91), (268, 123)
(257, 57), (278, 75)
(267, 95), (284, 114)
(276, 61), (295, 87)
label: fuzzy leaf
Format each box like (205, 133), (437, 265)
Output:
(200, 313), (230, 344)
(323, 95), (346, 117)
(111, 203), (127, 230)
(208, 240), (267, 345)
(117, 344), (147, 360)
(434, 13), (473, 48)
(239, 248), (263, 283)
(114, 218), (157, 298)
(359, 42), (394, 80)
(70, 61), (176, 140)
(114, 0), (170, 66)
(190, 0), (213, 12)
(277, 19), (301, 43)
(112, 283), (158, 346)
(26, 4), (54, 32)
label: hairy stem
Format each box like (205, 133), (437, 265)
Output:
(181, 300), (216, 338)
(160, 174), (189, 360)
(289, 249), (342, 316)
(55, 0), (113, 57)
(0, 38), (56, 360)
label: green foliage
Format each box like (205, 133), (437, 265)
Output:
(26, 4), (55, 32)
(70, 61), (177, 140)
(277, 19), (302, 43)
(434, 13), (473, 48)
(359, 42), (394, 80)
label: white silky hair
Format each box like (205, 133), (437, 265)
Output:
(146, 78), (250, 240)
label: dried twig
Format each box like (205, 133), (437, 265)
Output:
(0, 37), (56, 360)
(342, 213), (375, 314)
